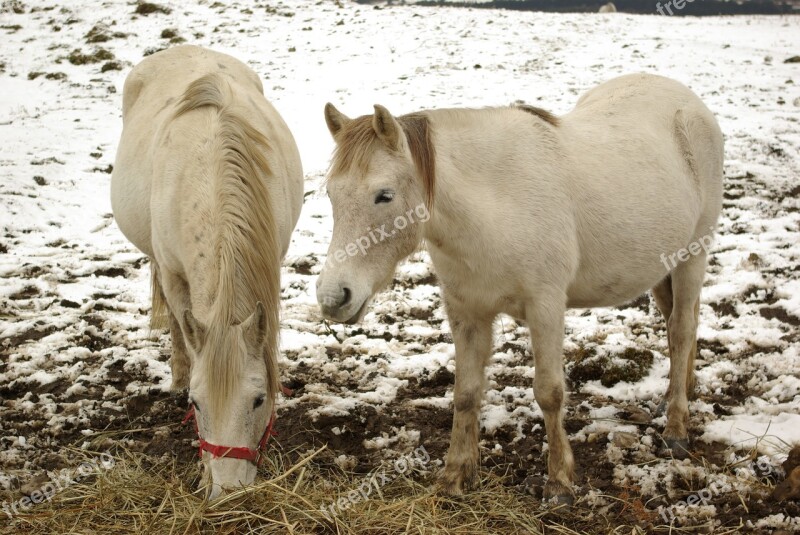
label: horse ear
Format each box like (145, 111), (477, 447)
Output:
(324, 103), (350, 138)
(372, 105), (402, 150)
(242, 301), (267, 350)
(182, 309), (206, 354)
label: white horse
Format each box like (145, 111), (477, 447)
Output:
(111, 46), (303, 499)
(316, 73), (723, 502)
(599, 2), (617, 13)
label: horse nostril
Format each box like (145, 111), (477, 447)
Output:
(340, 286), (351, 307)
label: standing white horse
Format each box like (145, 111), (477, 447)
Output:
(316, 73), (723, 502)
(111, 46), (303, 499)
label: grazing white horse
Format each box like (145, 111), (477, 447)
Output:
(316, 73), (723, 502)
(111, 46), (303, 499)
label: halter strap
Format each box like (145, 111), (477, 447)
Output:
(182, 406), (276, 465)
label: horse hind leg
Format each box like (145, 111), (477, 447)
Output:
(661, 253), (706, 459)
(652, 275), (671, 419)
(168, 311), (190, 391)
(151, 260), (190, 391)
(653, 274), (699, 413)
(652, 274), (673, 323)
(150, 260), (169, 332)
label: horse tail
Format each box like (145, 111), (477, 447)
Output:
(673, 108), (701, 189)
(150, 260), (169, 332)
(174, 73), (229, 116)
(673, 105), (724, 241)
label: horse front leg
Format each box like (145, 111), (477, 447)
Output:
(157, 267), (192, 392)
(439, 302), (493, 495)
(527, 293), (574, 503)
(168, 310), (190, 391)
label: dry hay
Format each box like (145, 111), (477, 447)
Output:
(1, 436), (788, 534)
(1, 445), (560, 535)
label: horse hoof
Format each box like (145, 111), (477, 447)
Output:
(438, 468), (469, 496)
(662, 437), (690, 459)
(543, 481), (574, 505)
(548, 493), (574, 506)
(438, 477), (464, 496)
(170, 380), (189, 393)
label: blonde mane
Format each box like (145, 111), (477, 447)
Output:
(329, 113), (436, 211)
(174, 74), (280, 416)
(515, 104), (560, 126)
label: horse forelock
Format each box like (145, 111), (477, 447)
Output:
(202, 323), (244, 419)
(329, 112), (436, 211)
(176, 73), (281, 414)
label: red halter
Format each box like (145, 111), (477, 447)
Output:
(182, 406), (276, 465)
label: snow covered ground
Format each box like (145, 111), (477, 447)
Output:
(1, 0), (798, 530)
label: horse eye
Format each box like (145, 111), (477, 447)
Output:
(374, 190), (394, 204)
(253, 395), (266, 409)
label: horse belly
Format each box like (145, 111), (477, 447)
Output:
(566, 218), (697, 308)
(562, 141), (706, 306)
(566, 265), (663, 308)
(111, 149), (154, 256)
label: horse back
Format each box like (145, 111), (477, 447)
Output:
(557, 74), (723, 305)
(111, 46), (302, 262)
(568, 73), (722, 204)
(121, 45), (262, 121)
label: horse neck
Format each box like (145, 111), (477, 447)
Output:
(420, 110), (496, 254)
(204, 121), (281, 333)
(421, 107), (562, 253)
(204, 149), (281, 401)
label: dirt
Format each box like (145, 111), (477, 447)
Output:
(0, 240), (791, 514)
(66, 47), (113, 65)
(134, 2), (171, 16)
(100, 61), (121, 72)
(5, 318), (793, 532)
(568, 346), (655, 388)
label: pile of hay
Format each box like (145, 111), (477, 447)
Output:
(10, 432), (777, 533)
(1, 445), (567, 535)
(4, 428), (785, 533)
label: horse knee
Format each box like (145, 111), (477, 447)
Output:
(534, 379), (564, 413)
(668, 308), (698, 342)
(454, 391), (480, 413)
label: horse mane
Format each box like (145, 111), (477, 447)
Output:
(329, 113), (436, 211)
(174, 74), (280, 416)
(515, 104), (560, 127)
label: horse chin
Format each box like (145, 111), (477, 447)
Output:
(204, 457), (257, 501)
(207, 483), (223, 502)
(344, 299), (370, 325)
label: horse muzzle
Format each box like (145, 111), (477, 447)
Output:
(316, 275), (369, 323)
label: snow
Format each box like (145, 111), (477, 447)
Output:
(702, 413), (800, 456)
(0, 0), (798, 526)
